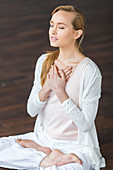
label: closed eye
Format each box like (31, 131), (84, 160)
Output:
(50, 20), (66, 29)
(58, 26), (65, 29)
(50, 23), (54, 27)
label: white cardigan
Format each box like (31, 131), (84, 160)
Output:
(27, 54), (106, 170)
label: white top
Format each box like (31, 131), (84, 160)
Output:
(27, 54), (106, 170)
(42, 57), (90, 140)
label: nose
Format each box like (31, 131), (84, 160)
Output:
(50, 26), (57, 35)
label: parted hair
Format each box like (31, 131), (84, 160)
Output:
(41, 5), (86, 86)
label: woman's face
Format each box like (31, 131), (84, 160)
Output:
(49, 10), (77, 48)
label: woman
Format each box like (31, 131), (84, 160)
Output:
(0, 5), (105, 170)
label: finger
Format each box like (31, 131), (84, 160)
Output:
(64, 66), (72, 77)
(59, 69), (65, 80)
(65, 75), (70, 82)
(53, 65), (59, 80)
(63, 66), (72, 73)
(47, 73), (50, 79)
(57, 70), (62, 77)
(54, 65), (57, 75)
(65, 69), (72, 77)
(63, 65), (70, 70)
(50, 65), (54, 77)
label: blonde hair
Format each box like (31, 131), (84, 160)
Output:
(41, 5), (86, 86)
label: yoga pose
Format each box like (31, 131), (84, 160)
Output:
(0, 5), (105, 170)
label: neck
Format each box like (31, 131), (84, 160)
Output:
(58, 45), (84, 64)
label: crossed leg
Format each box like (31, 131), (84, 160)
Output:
(16, 139), (52, 155)
(40, 149), (82, 167)
(16, 139), (82, 168)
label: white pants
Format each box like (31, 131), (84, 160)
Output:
(0, 130), (94, 170)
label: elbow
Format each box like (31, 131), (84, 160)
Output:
(28, 111), (36, 118)
(27, 103), (37, 117)
(27, 109), (36, 117)
(80, 122), (92, 133)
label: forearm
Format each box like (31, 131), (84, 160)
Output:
(27, 54), (50, 117)
(61, 98), (99, 132)
(27, 86), (49, 117)
(55, 89), (69, 104)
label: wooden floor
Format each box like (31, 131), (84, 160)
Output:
(0, 0), (113, 169)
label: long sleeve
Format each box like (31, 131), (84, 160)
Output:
(61, 62), (102, 133)
(27, 54), (47, 117)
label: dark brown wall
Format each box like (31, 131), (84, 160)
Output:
(0, 0), (113, 169)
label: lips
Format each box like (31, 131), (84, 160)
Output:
(50, 37), (58, 42)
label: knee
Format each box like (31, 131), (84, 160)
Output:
(57, 163), (83, 170)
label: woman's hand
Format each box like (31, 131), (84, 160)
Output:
(49, 65), (69, 103)
(49, 65), (66, 92)
(39, 72), (51, 102)
(43, 73), (51, 93)
(39, 64), (72, 102)
(59, 66), (72, 82)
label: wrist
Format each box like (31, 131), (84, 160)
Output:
(55, 89), (69, 103)
(43, 86), (51, 94)
(39, 86), (51, 102)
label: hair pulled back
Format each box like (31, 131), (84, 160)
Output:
(41, 5), (86, 86)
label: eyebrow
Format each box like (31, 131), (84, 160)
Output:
(50, 20), (67, 26)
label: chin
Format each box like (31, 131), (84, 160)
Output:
(50, 42), (59, 48)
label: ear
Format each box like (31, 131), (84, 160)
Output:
(74, 29), (83, 40)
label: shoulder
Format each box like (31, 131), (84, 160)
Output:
(33, 53), (48, 76)
(84, 57), (102, 78)
(36, 53), (48, 65)
(81, 57), (102, 89)
(35, 53), (48, 69)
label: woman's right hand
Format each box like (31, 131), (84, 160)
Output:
(43, 73), (51, 93)
(38, 72), (51, 102)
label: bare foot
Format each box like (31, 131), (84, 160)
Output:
(40, 149), (82, 167)
(16, 139), (52, 155)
